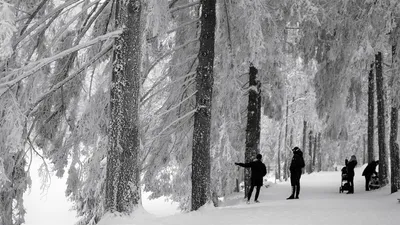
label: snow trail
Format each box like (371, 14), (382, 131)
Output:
(99, 165), (400, 225)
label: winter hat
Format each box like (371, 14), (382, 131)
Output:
(256, 154), (262, 160)
(292, 147), (300, 152)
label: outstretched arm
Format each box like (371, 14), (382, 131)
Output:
(235, 162), (252, 168)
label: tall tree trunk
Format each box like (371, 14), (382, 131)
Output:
(302, 120), (307, 174)
(390, 108), (399, 193)
(368, 63), (375, 163)
(375, 52), (388, 187)
(105, 0), (142, 214)
(312, 133), (317, 170)
(308, 130), (313, 173)
(191, 0), (216, 211)
(302, 120), (307, 150)
(318, 132), (322, 172)
(390, 44), (400, 193)
(363, 134), (367, 164)
(277, 125), (282, 181)
(283, 98), (289, 181)
(244, 65), (261, 197)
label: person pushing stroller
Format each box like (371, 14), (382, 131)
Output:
(362, 160), (379, 191)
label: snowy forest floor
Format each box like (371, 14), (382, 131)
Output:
(98, 164), (400, 225)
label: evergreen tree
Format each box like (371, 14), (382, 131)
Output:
(105, 0), (142, 213)
(191, 0), (216, 211)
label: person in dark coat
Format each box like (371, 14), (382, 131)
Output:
(287, 147), (305, 200)
(346, 155), (357, 194)
(235, 154), (267, 203)
(341, 159), (349, 175)
(362, 160), (379, 191)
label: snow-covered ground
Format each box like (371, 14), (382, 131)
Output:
(24, 164), (400, 225)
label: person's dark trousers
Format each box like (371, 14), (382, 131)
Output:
(288, 171), (301, 199)
(254, 185), (261, 201)
(365, 175), (371, 191)
(348, 176), (354, 193)
(248, 185), (261, 201)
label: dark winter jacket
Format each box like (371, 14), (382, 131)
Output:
(346, 159), (357, 178)
(362, 161), (378, 176)
(236, 160), (267, 186)
(289, 150), (305, 173)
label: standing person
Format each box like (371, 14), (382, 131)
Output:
(235, 154), (267, 203)
(346, 155), (358, 194)
(362, 160), (379, 191)
(287, 147), (305, 200)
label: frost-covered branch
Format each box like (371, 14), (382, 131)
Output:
(47, 0), (101, 51)
(168, 0), (180, 8)
(141, 71), (196, 105)
(26, 43), (113, 116)
(13, 0), (83, 49)
(150, 108), (196, 141)
(223, 0), (232, 49)
(157, 91), (197, 117)
(144, 37), (199, 81)
(0, 30), (121, 96)
(169, 1), (200, 13)
(167, 17), (200, 34)
(19, 0), (49, 35)
(26, 11), (61, 62)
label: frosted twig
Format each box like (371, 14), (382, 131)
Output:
(140, 72), (196, 106)
(168, 0), (180, 8)
(13, 0), (83, 49)
(157, 91), (197, 117)
(223, 0), (232, 49)
(0, 30), (120, 97)
(169, 1), (200, 13)
(150, 108), (196, 141)
(167, 17), (200, 34)
(144, 37), (199, 82)
(46, 0), (101, 52)
(26, 43), (113, 116)
(19, 0), (49, 35)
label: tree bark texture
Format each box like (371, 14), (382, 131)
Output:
(317, 132), (322, 172)
(375, 52), (388, 186)
(313, 133), (317, 170)
(302, 121), (307, 154)
(368, 63), (375, 163)
(390, 107), (399, 193)
(105, 0), (141, 214)
(390, 44), (400, 193)
(363, 134), (366, 164)
(244, 65), (261, 197)
(191, 0), (216, 211)
(308, 130), (313, 173)
(277, 126), (282, 181)
(283, 99), (289, 181)
(302, 120), (307, 174)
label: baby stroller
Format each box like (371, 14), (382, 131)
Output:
(339, 166), (350, 193)
(369, 173), (380, 190)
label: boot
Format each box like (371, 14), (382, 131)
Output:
(295, 185), (300, 199)
(287, 186), (295, 200)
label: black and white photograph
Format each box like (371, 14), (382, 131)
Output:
(0, 0), (399, 225)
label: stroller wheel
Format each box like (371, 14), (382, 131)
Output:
(339, 187), (342, 193)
